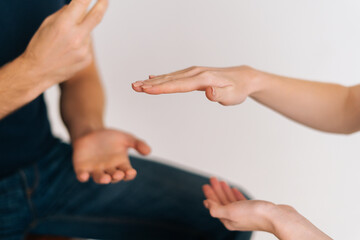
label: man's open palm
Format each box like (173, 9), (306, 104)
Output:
(72, 129), (151, 184)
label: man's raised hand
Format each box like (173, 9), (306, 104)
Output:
(21, 0), (108, 89)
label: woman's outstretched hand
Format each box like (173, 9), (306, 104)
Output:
(202, 177), (276, 233)
(132, 66), (259, 106)
(202, 177), (332, 240)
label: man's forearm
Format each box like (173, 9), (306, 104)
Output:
(0, 56), (48, 119)
(60, 57), (105, 141)
(250, 70), (360, 134)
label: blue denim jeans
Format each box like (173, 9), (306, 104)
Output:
(0, 141), (252, 240)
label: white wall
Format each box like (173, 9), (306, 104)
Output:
(46, 0), (360, 239)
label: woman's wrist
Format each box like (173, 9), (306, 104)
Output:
(245, 67), (271, 99)
(267, 204), (332, 240)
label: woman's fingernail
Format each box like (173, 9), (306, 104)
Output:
(211, 87), (216, 96)
(133, 81), (144, 87)
(141, 85), (153, 89)
(204, 200), (209, 208)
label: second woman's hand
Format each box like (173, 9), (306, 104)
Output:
(203, 177), (332, 240)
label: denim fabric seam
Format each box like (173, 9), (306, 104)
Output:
(29, 214), (204, 237)
(18, 168), (38, 219)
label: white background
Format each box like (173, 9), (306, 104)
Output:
(46, 0), (360, 239)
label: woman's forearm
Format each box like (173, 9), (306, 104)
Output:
(135, 65), (360, 134)
(269, 205), (332, 240)
(251, 70), (360, 134)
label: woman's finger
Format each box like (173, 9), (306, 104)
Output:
(141, 74), (211, 95)
(204, 199), (229, 219)
(232, 188), (247, 201)
(210, 177), (230, 205)
(220, 181), (237, 203)
(203, 184), (221, 203)
(148, 66), (205, 82)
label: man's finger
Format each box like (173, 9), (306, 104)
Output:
(81, 0), (109, 33)
(125, 134), (151, 155)
(65, 0), (92, 21)
(134, 139), (152, 155)
(92, 170), (112, 184)
(116, 159), (137, 181)
(76, 170), (90, 182)
(105, 167), (125, 183)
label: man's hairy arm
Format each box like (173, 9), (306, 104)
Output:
(0, 0), (107, 119)
(0, 57), (44, 119)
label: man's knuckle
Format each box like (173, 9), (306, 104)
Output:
(92, 11), (103, 24)
(71, 35), (84, 49)
(56, 21), (70, 33)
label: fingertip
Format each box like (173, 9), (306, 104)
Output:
(136, 140), (152, 155)
(220, 181), (230, 189)
(132, 81), (144, 88)
(210, 177), (219, 185)
(232, 188), (247, 201)
(202, 184), (211, 192)
(112, 171), (125, 181)
(203, 200), (209, 208)
(132, 83), (144, 93)
(124, 169), (137, 181)
(77, 172), (90, 182)
(100, 175), (112, 184)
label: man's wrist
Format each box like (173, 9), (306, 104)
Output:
(1, 56), (44, 101)
(69, 118), (105, 142)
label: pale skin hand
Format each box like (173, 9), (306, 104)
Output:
(203, 177), (332, 240)
(133, 66), (360, 134)
(0, 0), (108, 119)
